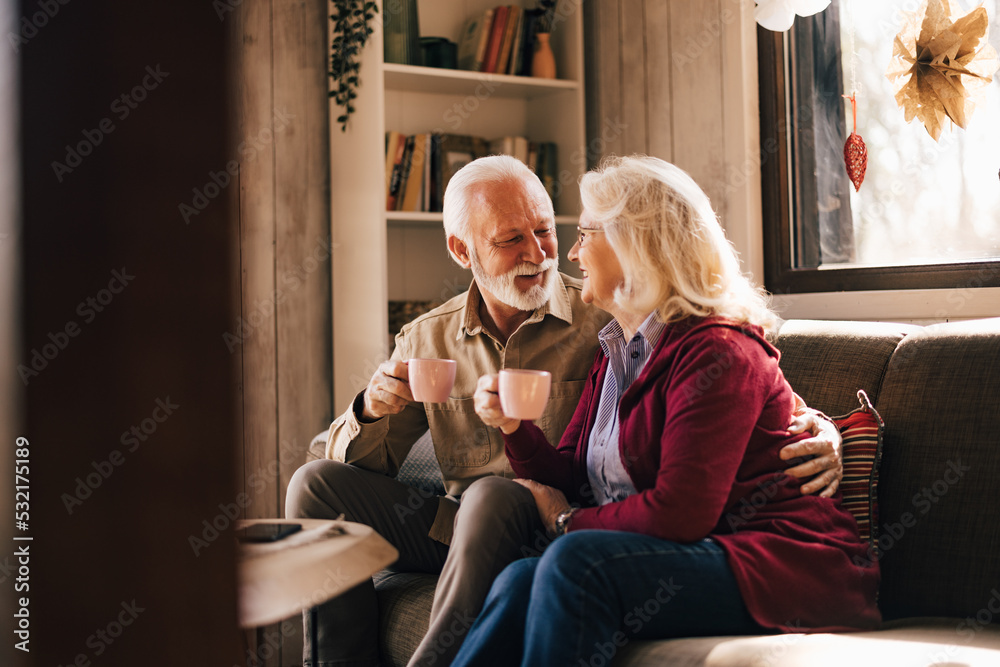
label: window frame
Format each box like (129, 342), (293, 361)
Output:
(757, 23), (1000, 295)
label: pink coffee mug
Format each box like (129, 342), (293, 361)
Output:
(408, 358), (457, 403)
(498, 369), (552, 421)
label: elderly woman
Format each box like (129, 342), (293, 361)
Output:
(454, 156), (881, 667)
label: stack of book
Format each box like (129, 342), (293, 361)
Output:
(456, 6), (548, 76)
(488, 136), (558, 202)
(385, 132), (487, 213)
(385, 131), (559, 212)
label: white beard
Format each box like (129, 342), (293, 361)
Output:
(469, 251), (559, 312)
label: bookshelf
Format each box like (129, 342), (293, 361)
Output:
(329, 0), (587, 408)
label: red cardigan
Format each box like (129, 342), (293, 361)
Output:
(504, 316), (881, 632)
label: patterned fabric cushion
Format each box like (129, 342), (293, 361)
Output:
(395, 430), (446, 495)
(832, 389), (884, 553)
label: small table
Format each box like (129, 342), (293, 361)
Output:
(236, 518), (398, 629)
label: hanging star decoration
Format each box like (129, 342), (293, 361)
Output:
(754, 0), (831, 32)
(886, 0), (999, 141)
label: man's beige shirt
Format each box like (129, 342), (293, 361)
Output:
(325, 272), (611, 543)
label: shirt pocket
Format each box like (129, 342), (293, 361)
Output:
(427, 396), (497, 470)
(535, 379), (587, 446)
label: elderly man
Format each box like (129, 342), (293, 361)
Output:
(286, 155), (842, 667)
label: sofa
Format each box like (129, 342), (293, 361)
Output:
(309, 317), (1000, 666)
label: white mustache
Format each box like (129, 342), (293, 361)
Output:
(511, 258), (557, 277)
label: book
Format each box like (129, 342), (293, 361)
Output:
(539, 141), (558, 202)
(457, 13), (487, 71)
(506, 8), (525, 75)
(488, 135), (516, 157)
(401, 133), (428, 212)
(513, 136), (529, 164)
(516, 9), (542, 76)
(394, 135), (415, 211)
(496, 6), (521, 75)
(488, 135), (530, 164)
(428, 134), (442, 212)
(473, 9), (495, 73)
(386, 132), (408, 211)
(481, 6), (509, 73)
(438, 133), (489, 200)
(422, 133), (432, 212)
(384, 131), (404, 204)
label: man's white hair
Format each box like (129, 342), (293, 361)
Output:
(442, 154), (552, 263)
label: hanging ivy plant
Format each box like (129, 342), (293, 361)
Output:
(330, 0), (378, 132)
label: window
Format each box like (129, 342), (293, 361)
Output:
(759, 0), (1000, 293)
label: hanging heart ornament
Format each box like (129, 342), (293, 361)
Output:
(843, 93), (867, 192)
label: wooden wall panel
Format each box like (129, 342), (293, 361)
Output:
(584, 0), (762, 269)
(232, 3), (282, 665)
(273, 0), (332, 518)
(585, 0), (625, 167)
(273, 1), (332, 662)
(231, 0), (333, 663)
(721, 0), (764, 276)
(669, 0), (728, 221)
(235, 0), (280, 523)
(644, 0), (673, 159)
(619, 0), (649, 154)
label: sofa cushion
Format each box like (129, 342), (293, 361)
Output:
(306, 430), (327, 461)
(875, 317), (1000, 622)
(775, 319), (920, 415)
(832, 390), (884, 551)
(613, 617), (1000, 666)
(374, 571), (435, 667)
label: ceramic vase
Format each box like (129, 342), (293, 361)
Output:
(531, 33), (556, 78)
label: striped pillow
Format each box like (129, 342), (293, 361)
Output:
(833, 389), (884, 553)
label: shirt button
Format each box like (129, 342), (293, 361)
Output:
(631, 350), (639, 359)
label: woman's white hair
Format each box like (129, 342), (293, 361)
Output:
(442, 154), (551, 260)
(580, 155), (777, 332)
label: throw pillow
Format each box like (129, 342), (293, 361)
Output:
(832, 389), (884, 555)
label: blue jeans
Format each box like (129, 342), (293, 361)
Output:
(450, 530), (766, 667)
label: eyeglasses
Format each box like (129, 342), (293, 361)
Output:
(576, 226), (606, 247)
